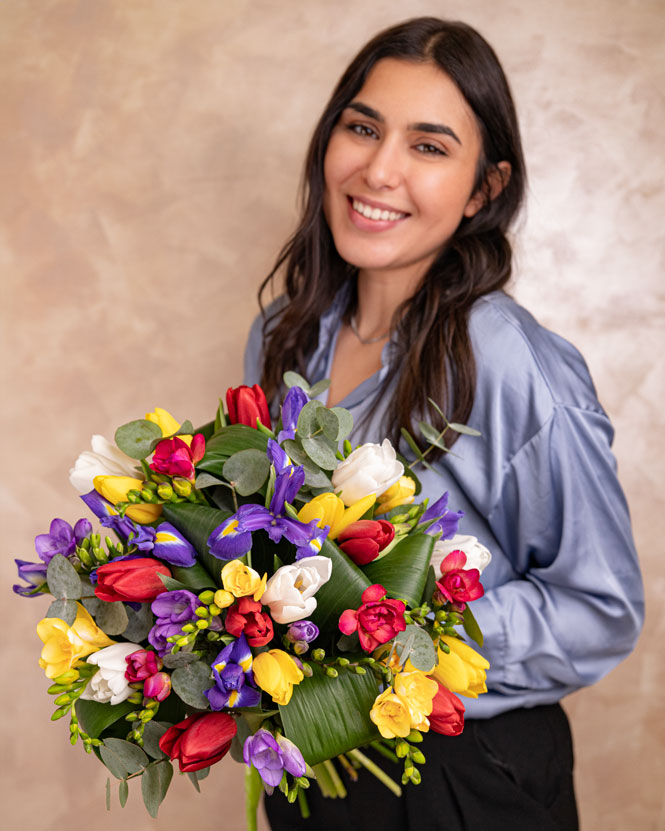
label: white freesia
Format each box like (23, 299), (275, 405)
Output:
(69, 435), (140, 494)
(260, 557), (332, 624)
(331, 438), (404, 507)
(80, 642), (142, 705)
(430, 534), (492, 575)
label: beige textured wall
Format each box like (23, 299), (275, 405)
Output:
(2, 1), (663, 829)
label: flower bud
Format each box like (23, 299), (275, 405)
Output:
(325, 667), (338, 678)
(411, 750), (426, 765)
(157, 483), (174, 500)
(311, 648), (325, 662)
(172, 477), (192, 497)
(293, 641), (309, 655)
(198, 590), (215, 605)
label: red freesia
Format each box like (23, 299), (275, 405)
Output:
(339, 583), (406, 652)
(225, 596), (274, 647)
(337, 520), (395, 566)
(149, 433), (205, 480)
(94, 557), (171, 603)
(226, 384), (271, 429)
(159, 712), (237, 772)
(429, 683), (465, 736)
(125, 649), (163, 681)
(435, 550), (484, 609)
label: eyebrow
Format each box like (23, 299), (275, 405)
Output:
(346, 101), (462, 145)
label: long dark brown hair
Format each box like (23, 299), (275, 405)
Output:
(258, 18), (526, 453)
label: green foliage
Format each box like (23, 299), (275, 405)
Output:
(363, 533), (434, 609)
(141, 721), (169, 760)
(223, 449), (270, 495)
(161, 502), (231, 587)
(462, 604), (484, 647)
(46, 598), (78, 626)
(94, 600), (129, 635)
(115, 419), (162, 460)
(99, 738), (149, 779)
(171, 661), (213, 709)
(75, 698), (136, 739)
(393, 624), (437, 672)
(46, 554), (81, 600)
(308, 539), (371, 634)
(141, 760), (174, 818)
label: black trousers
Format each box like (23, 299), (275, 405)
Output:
(265, 703), (578, 831)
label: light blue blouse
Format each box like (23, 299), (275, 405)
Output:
(243, 288), (644, 718)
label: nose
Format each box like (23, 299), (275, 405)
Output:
(362, 136), (403, 191)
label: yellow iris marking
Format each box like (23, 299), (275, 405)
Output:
(240, 656), (252, 672)
(214, 662), (226, 672)
(222, 520), (239, 537)
(228, 690), (239, 707)
(155, 532), (176, 544)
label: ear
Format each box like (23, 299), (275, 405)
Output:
(463, 161), (512, 218)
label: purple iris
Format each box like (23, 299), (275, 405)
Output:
(285, 620), (319, 644)
(243, 729), (306, 792)
(208, 446), (327, 561)
(148, 590), (200, 655)
(205, 633), (260, 710)
(80, 490), (156, 550)
(277, 386), (309, 443)
(152, 523), (196, 567)
(418, 491), (464, 540)
(13, 559), (48, 597)
(34, 518), (91, 564)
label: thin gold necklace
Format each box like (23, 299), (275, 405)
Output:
(349, 314), (390, 345)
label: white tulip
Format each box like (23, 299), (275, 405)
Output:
(80, 642), (142, 705)
(261, 556), (332, 624)
(332, 439), (404, 507)
(69, 435), (139, 494)
(430, 534), (492, 575)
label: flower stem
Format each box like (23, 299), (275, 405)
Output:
(245, 765), (262, 831)
(347, 749), (402, 797)
(369, 740), (400, 764)
(297, 788), (310, 819)
(323, 759), (347, 798)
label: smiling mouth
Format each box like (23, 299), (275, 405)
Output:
(350, 197), (408, 222)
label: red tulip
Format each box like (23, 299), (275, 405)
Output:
(94, 557), (171, 603)
(225, 597), (274, 647)
(337, 520), (395, 566)
(429, 683), (465, 736)
(226, 385), (271, 429)
(159, 712), (237, 772)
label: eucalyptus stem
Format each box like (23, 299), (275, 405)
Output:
(346, 749), (402, 797)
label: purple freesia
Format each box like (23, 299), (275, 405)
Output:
(205, 633), (260, 710)
(151, 590), (199, 623)
(34, 518), (91, 564)
(286, 620), (319, 644)
(277, 386), (308, 443)
(418, 491), (465, 540)
(243, 729), (306, 791)
(148, 620), (185, 656)
(13, 559), (48, 597)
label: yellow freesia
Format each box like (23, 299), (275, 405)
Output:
(145, 407), (181, 437)
(37, 603), (115, 679)
(297, 492), (376, 540)
(252, 649), (304, 705)
(432, 636), (490, 699)
(221, 560), (267, 601)
(370, 688), (412, 738)
(393, 670), (438, 731)
(93, 475), (162, 524)
(375, 476), (416, 515)
(214, 589), (235, 609)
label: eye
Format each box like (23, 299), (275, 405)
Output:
(346, 122), (379, 139)
(415, 142), (446, 156)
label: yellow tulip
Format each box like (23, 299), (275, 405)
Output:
(297, 492), (376, 540)
(145, 407), (181, 437)
(221, 560), (267, 601)
(37, 603), (115, 679)
(93, 475), (162, 524)
(375, 476), (416, 516)
(252, 649), (304, 705)
(393, 670), (438, 731)
(432, 636), (490, 699)
(370, 688), (412, 738)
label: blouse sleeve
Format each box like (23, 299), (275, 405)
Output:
(469, 403), (644, 695)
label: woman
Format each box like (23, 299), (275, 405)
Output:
(243, 18), (643, 831)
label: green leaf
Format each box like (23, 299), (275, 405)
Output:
(162, 651), (200, 669)
(141, 721), (169, 760)
(448, 422), (482, 437)
(393, 624), (437, 672)
(118, 779), (129, 808)
(171, 661), (213, 709)
(122, 602), (153, 642)
(100, 738), (149, 779)
(46, 598), (78, 626)
(161, 502), (231, 587)
(301, 436), (338, 470)
(296, 400), (324, 438)
(214, 398), (226, 431)
(106, 778), (111, 811)
(462, 604), (484, 647)
(46, 554), (81, 600)
(194, 419), (216, 440)
(303, 466), (333, 489)
(400, 427), (424, 460)
(308, 378), (331, 397)
(397, 454), (422, 495)
(187, 772), (201, 792)
(223, 449), (270, 496)
(115, 419), (162, 460)
(363, 533), (434, 609)
(94, 601), (129, 636)
(418, 421), (447, 451)
(422, 565), (437, 605)
(282, 439), (308, 465)
(204, 424), (269, 458)
(176, 420), (194, 436)
(75, 699), (137, 739)
(170, 562), (217, 591)
(141, 760), (173, 819)
(284, 370), (310, 390)
(331, 407), (353, 441)
(280, 664), (380, 765)
(309, 539), (371, 634)
(426, 396), (448, 421)
(316, 408), (339, 441)
(79, 575), (96, 598)
(194, 472), (224, 490)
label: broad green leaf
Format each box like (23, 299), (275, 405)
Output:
(171, 562), (217, 590)
(46, 598), (78, 626)
(115, 419), (162, 460)
(141, 721), (169, 760)
(100, 738), (149, 779)
(363, 533), (434, 609)
(400, 427), (424, 460)
(462, 604), (484, 647)
(122, 602), (153, 642)
(309, 539), (371, 634)
(223, 449), (270, 496)
(176, 420), (194, 436)
(393, 624), (437, 672)
(296, 400), (324, 438)
(301, 436), (338, 470)
(316, 408), (339, 442)
(95, 600), (129, 635)
(118, 779), (129, 808)
(141, 760), (173, 819)
(284, 370), (310, 390)
(161, 502), (231, 587)
(308, 378), (331, 397)
(280, 664), (380, 765)
(162, 651), (200, 669)
(158, 574), (190, 592)
(448, 422), (482, 437)
(171, 661), (213, 709)
(422, 565), (437, 605)
(418, 421), (447, 451)
(194, 419), (216, 440)
(331, 407), (353, 441)
(204, 424), (269, 457)
(75, 698), (136, 739)
(46, 554), (81, 600)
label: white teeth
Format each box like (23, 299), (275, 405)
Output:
(352, 198), (405, 222)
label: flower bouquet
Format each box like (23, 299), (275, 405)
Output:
(15, 374), (491, 826)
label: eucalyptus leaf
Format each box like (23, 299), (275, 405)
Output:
(301, 436), (338, 470)
(171, 661), (213, 709)
(79, 574), (96, 598)
(308, 378), (331, 397)
(46, 554), (81, 600)
(75, 699), (136, 739)
(304, 467), (333, 489)
(106, 778), (111, 811)
(141, 721), (169, 760)
(331, 407), (354, 441)
(194, 472), (224, 490)
(316, 408), (339, 441)
(95, 601), (129, 636)
(196, 766), (210, 781)
(162, 651), (200, 669)
(100, 738), (149, 779)
(46, 598), (78, 626)
(296, 400), (324, 438)
(223, 449), (270, 496)
(363, 533), (434, 609)
(187, 772), (201, 792)
(118, 779), (129, 808)
(400, 427), (424, 460)
(141, 760), (173, 819)
(122, 602), (153, 642)
(81, 595), (102, 617)
(448, 422), (482, 437)
(418, 421), (447, 451)
(393, 624), (437, 672)
(282, 439), (308, 466)
(284, 370), (310, 390)
(462, 603), (484, 647)
(115, 419), (162, 460)
(427, 396), (448, 421)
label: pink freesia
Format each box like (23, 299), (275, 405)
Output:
(125, 649), (163, 682)
(339, 584), (406, 652)
(149, 433), (205, 481)
(143, 671), (172, 701)
(435, 550), (484, 609)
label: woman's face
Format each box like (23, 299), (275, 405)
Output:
(323, 58), (484, 282)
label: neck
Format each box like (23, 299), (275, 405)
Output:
(353, 265), (425, 338)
